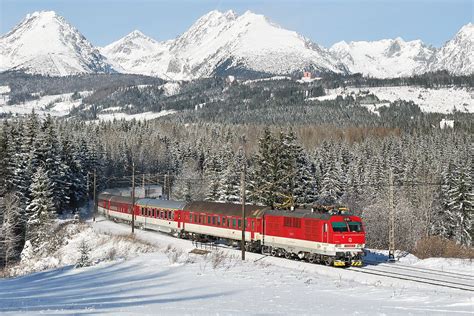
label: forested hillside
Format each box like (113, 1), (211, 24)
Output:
(0, 71), (472, 269)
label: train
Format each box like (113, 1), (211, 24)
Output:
(98, 193), (366, 267)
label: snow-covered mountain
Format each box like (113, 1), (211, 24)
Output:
(428, 23), (474, 75)
(169, 10), (345, 78)
(329, 38), (435, 78)
(102, 10), (346, 79)
(1, 10), (472, 79)
(0, 11), (115, 76)
(100, 30), (171, 77)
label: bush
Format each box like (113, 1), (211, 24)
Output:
(414, 236), (474, 259)
(75, 239), (92, 268)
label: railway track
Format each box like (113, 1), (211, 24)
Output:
(348, 262), (474, 292)
(363, 259), (474, 280)
(103, 216), (473, 292)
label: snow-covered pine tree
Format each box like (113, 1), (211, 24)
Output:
(26, 167), (56, 251)
(76, 239), (91, 268)
(60, 134), (84, 208)
(30, 115), (64, 211)
(318, 160), (344, 205)
(447, 163), (473, 246)
(282, 131), (317, 206)
(1, 193), (25, 268)
(219, 148), (243, 203)
(253, 128), (277, 207)
(204, 154), (222, 201)
(172, 159), (205, 202)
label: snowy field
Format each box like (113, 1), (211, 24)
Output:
(1, 218), (472, 315)
(309, 86), (474, 114)
(0, 91), (92, 117)
(96, 110), (177, 122)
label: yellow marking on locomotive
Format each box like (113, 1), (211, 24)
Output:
(333, 260), (346, 267)
(351, 260), (363, 266)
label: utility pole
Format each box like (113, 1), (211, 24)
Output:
(164, 173), (168, 200)
(131, 162), (135, 234)
(241, 161), (246, 261)
(93, 170), (97, 222)
(240, 136), (247, 261)
(388, 169), (395, 262)
(142, 173), (145, 198)
(167, 171), (171, 200)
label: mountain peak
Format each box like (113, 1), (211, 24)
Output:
(128, 30), (147, 38)
(0, 10), (114, 75)
(428, 22), (473, 75)
(26, 10), (58, 20)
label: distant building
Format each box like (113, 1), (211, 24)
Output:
(440, 118), (454, 129)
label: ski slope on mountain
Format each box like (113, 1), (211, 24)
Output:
(0, 218), (472, 315)
(321, 86), (474, 113)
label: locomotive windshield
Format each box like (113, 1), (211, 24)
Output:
(331, 221), (363, 232)
(331, 222), (348, 232)
(348, 222), (363, 232)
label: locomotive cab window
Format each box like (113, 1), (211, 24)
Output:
(348, 222), (363, 232)
(332, 222), (348, 232)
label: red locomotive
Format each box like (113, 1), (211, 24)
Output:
(98, 194), (365, 267)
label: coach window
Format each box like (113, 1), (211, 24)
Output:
(252, 220), (255, 231)
(167, 211), (171, 219)
(217, 216), (221, 226)
(238, 219), (242, 229)
(207, 216), (211, 224)
(212, 216), (216, 225)
(222, 217), (226, 226)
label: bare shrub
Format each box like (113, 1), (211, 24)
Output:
(106, 247), (117, 261)
(414, 236), (474, 259)
(210, 250), (227, 269)
(166, 247), (183, 264)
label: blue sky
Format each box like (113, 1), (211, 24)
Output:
(1, 0), (472, 47)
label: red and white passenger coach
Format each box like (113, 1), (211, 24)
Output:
(98, 193), (365, 267)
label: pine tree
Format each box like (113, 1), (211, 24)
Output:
(172, 159), (205, 202)
(76, 239), (91, 268)
(1, 193), (25, 267)
(447, 164), (473, 246)
(220, 149), (243, 203)
(26, 167), (56, 250)
(204, 155), (222, 201)
(318, 160), (344, 205)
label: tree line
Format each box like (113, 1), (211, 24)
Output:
(0, 110), (472, 269)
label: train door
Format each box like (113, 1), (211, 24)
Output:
(322, 222), (328, 244)
(249, 219), (255, 240)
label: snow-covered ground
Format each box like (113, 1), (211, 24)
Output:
(1, 218), (472, 315)
(313, 86), (474, 114)
(0, 91), (92, 117)
(96, 110), (177, 122)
